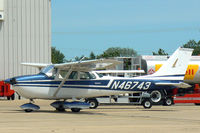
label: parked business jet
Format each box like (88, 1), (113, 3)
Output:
(5, 47), (193, 112)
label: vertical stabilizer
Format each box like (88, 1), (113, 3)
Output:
(152, 47), (193, 76)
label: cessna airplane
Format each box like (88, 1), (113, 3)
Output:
(5, 47), (193, 112)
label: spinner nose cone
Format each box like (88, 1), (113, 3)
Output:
(4, 78), (17, 85)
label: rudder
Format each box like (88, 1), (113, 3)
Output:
(152, 47), (193, 76)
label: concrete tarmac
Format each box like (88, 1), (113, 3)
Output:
(0, 100), (200, 133)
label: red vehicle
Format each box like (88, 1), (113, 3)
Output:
(0, 81), (15, 100)
(173, 84), (200, 105)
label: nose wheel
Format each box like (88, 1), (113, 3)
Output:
(24, 109), (34, 112)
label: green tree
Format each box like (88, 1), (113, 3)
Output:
(182, 40), (200, 55)
(89, 52), (96, 59)
(153, 48), (168, 55)
(51, 47), (65, 64)
(99, 47), (137, 58)
(71, 47), (137, 61)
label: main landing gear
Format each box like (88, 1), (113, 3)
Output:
(20, 99), (40, 113)
(50, 101), (90, 113)
(85, 98), (99, 109)
(20, 100), (90, 113)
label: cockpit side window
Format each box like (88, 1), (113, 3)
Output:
(90, 72), (96, 79)
(58, 70), (69, 79)
(80, 72), (96, 79)
(69, 71), (78, 79)
(96, 73), (104, 78)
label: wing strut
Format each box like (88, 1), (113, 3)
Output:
(53, 68), (73, 97)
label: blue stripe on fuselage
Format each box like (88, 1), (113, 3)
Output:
(14, 74), (53, 81)
(15, 79), (180, 91)
(17, 80), (110, 86)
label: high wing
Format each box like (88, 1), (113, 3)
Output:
(21, 63), (50, 68)
(54, 59), (121, 70)
(21, 59), (122, 70)
(94, 70), (145, 74)
(21, 63), (50, 71)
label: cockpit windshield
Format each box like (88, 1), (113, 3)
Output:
(40, 65), (56, 77)
(40, 65), (97, 80)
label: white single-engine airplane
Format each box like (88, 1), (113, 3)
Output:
(5, 47), (193, 112)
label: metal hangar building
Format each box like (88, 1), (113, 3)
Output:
(0, 0), (51, 80)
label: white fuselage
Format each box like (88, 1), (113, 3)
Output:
(12, 74), (181, 100)
(13, 78), (133, 99)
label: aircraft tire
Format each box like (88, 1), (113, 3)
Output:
(71, 108), (81, 112)
(194, 103), (200, 106)
(142, 99), (152, 109)
(11, 94), (15, 100)
(149, 90), (164, 103)
(56, 105), (65, 112)
(7, 96), (10, 100)
(24, 109), (33, 113)
(86, 99), (99, 109)
(163, 97), (173, 106)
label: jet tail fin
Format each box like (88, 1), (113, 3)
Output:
(152, 47), (193, 77)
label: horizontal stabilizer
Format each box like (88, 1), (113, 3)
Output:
(155, 82), (191, 88)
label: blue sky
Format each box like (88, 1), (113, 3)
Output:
(52, 0), (200, 59)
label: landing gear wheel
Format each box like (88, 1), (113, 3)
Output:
(7, 96), (10, 100)
(142, 99), (152, 109)
(20, 101), (40, 113)
(24, 109), (33, 113)
(71, 108), (81, 112)
(56, 105), (65, 112)
(195, 103), (200, 106)
(11, 94), (15, 100)
(86, 99), (99, 109)
(163, 97), (173, 106)
(150, 90), (163, 103)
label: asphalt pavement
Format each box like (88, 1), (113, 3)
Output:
(0, 100), (200, 133)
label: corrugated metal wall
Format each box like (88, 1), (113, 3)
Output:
(0, 0), (51, 80)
